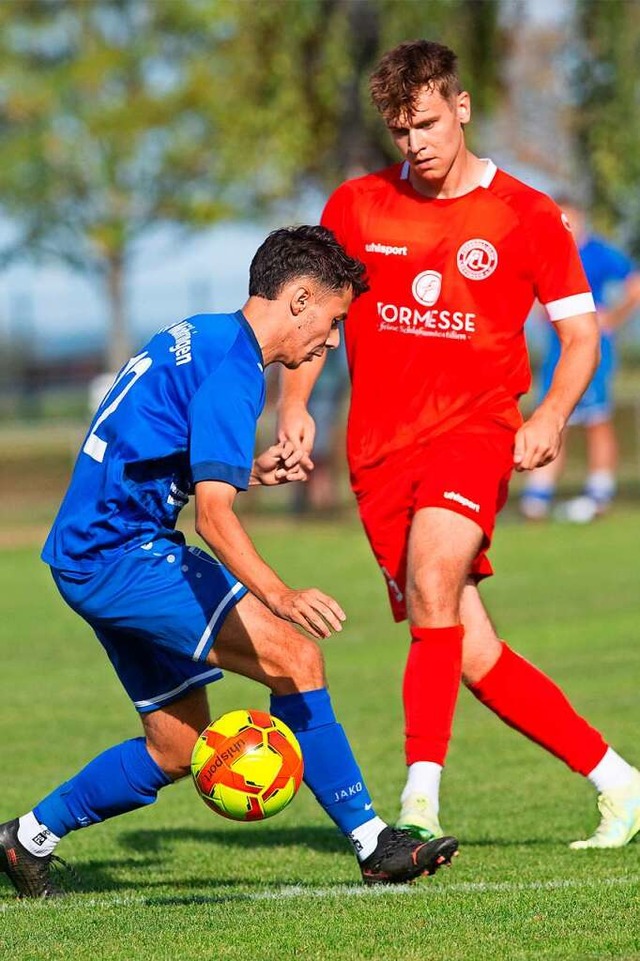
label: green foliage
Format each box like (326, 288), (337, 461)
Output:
(0, 0), (234, 264)
(0, 0), (505, 228)
(0, 0), (504, 367)
(0, 0), (237, 366)
(222, 0), (504, 180)
(573, 0), (640, 255)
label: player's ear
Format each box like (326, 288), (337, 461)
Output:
(456, 91), (471, 126)
(290, 285), (311, 316)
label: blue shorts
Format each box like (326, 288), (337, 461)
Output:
(567, 371), (612, 426)
(540, 335), (615, 427)
(51, 538), (248, 714)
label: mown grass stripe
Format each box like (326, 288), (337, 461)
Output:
(2, 873), (638, 912)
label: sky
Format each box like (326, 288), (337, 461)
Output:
(0, 219), (279, 358)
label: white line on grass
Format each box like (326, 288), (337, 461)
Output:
(172, 874), (640, 903)
(1, 874), (639, 911)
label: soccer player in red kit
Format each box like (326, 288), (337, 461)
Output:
(278, 40), (640, 849)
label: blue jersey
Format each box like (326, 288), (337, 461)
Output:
(42, 311), (265, 572)
(579, 236), (635, 308)
(542, 235), (635, 375)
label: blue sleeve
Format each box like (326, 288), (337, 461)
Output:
(596, 242), (635, 283)
(188, 352), (261, 491)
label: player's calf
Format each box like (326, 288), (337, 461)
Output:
(142, 688), (211, 781)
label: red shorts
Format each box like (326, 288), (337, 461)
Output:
(352, 423), (515, 621)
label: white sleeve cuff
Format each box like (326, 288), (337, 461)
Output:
(544, 292), (596, 322)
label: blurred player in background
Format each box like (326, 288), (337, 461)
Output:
(521, 196), (640, 522)
(288, 339), (350, 514)
(0, 226), (458, 899)
(279, 41), (640, 850)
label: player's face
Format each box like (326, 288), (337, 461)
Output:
(283, 287), (352, 369)
(386, 86), (470, 187)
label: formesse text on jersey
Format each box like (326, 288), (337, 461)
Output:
(377, 302), (477, 339)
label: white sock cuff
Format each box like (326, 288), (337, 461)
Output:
(586, 469), (614, 485)
(349, 815), (387, 862)
(522, 479), (555, 496)
(585, 470), (616, 500)
(587, 748), (636, 793)
(17, 811), (61, 857)
(402, 761), (443, 812)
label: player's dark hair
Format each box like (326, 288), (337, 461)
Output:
(248, 225), (368, 301)
(370, 39), (461, 122)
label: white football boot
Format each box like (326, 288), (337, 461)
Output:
(396, 793), (444, 842)
(570, 768), (640, 849)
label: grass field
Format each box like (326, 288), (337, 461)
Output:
(1, 506), (639, 960)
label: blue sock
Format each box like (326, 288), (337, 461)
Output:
(34, 738), (172, 837)
(270, 688), (377, 835)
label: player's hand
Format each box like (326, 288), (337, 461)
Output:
(251, 442), (314, 486)
(513, 411), (564, 471)
(267, 587), (346, 638)
(277, 402), (316, 454)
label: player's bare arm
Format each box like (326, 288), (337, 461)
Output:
(277, 354), (328, 453)
(194, 479), (345, 638)
(514, 311), (600, 471)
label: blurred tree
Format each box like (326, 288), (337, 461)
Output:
(573, 0), (640, 255)
(222, 0), (503, 182)
(0, 0), (237, 370)
(0, 0), (504, 369)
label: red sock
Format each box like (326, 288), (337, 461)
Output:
(403, 625), (464, 766)
(468, 642), (607, 775)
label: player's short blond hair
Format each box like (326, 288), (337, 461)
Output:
(370, 40), (461, 123)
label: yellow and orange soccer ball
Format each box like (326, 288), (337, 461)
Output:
(191, 709), (304, 821)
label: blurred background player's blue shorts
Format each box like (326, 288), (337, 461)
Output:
(50, 539), (248, 713)
(539, 332), (615, 427)
(308, 341), (349, 458)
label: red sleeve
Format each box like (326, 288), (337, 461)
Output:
(526, 196), (595, 321)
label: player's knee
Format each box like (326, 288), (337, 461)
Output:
(406, 563), (460, 622)
(271, 635), (326, 694)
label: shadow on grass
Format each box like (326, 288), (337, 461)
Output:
(7, 828), (565, 900)
(63, 825), (351, 895)
(69, 830), (562, 896)
(119, 824), (348, 856)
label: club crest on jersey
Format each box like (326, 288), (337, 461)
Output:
(412, 270), (442, 307)
(457, 239), (498, 280)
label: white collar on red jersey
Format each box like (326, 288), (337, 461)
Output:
(400, 158), (497, 189)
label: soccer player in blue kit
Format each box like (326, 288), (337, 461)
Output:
(0, 226), (458, 898)
(521, 197), (640, 521)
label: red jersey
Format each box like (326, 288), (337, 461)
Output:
(321, 160), (594, 476)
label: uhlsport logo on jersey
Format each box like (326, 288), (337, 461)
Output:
(412, 270), (442, 307)
(365, 241), (408, 256)
(457, 238), (498, 280)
